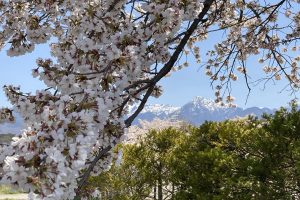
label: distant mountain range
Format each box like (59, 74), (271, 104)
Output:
(129, 96), (275, 125)
(0, 96), (275, 134)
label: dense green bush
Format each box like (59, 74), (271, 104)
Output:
(84, 104), (300, 200)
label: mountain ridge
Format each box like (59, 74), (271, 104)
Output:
(130, 96), (275, 125)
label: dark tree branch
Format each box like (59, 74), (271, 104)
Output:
(75, 0), (214, 196)
(125, 84), (155, 127)
(125, 0), (215, 127)
(75, 146), (111, 195)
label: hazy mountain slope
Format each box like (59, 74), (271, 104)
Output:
(0, 112), (24, 135)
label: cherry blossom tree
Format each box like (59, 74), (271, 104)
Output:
(0, 0), (299, 199)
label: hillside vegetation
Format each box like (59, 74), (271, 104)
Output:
(0, 134), (13, 145)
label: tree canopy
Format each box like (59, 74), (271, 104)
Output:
(0, 0), (299, 199)
(86, 104), (300, 200)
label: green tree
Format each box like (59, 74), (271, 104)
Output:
(86, 104), (300, 200)
(85, 128), (187, 200)
(170, 104), (300, 199)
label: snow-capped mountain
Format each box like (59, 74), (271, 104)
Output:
(0, 96), (275, 134)
(128, 104), (181, 123)
(130, 96), (274, 125)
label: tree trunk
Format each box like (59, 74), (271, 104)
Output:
(172, 184), (175, 199)
(154, 183), (157, 200)
(158, 163), (163, 200)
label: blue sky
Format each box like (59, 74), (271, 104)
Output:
(0, 39), (297, 109)
(0, 44), (50, 108)
(149, 62), (297, 108)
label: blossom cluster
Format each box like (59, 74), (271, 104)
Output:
(0, 0), (299, 199)
(202, 0), (300, 103)
(0, 0), (206, 199)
